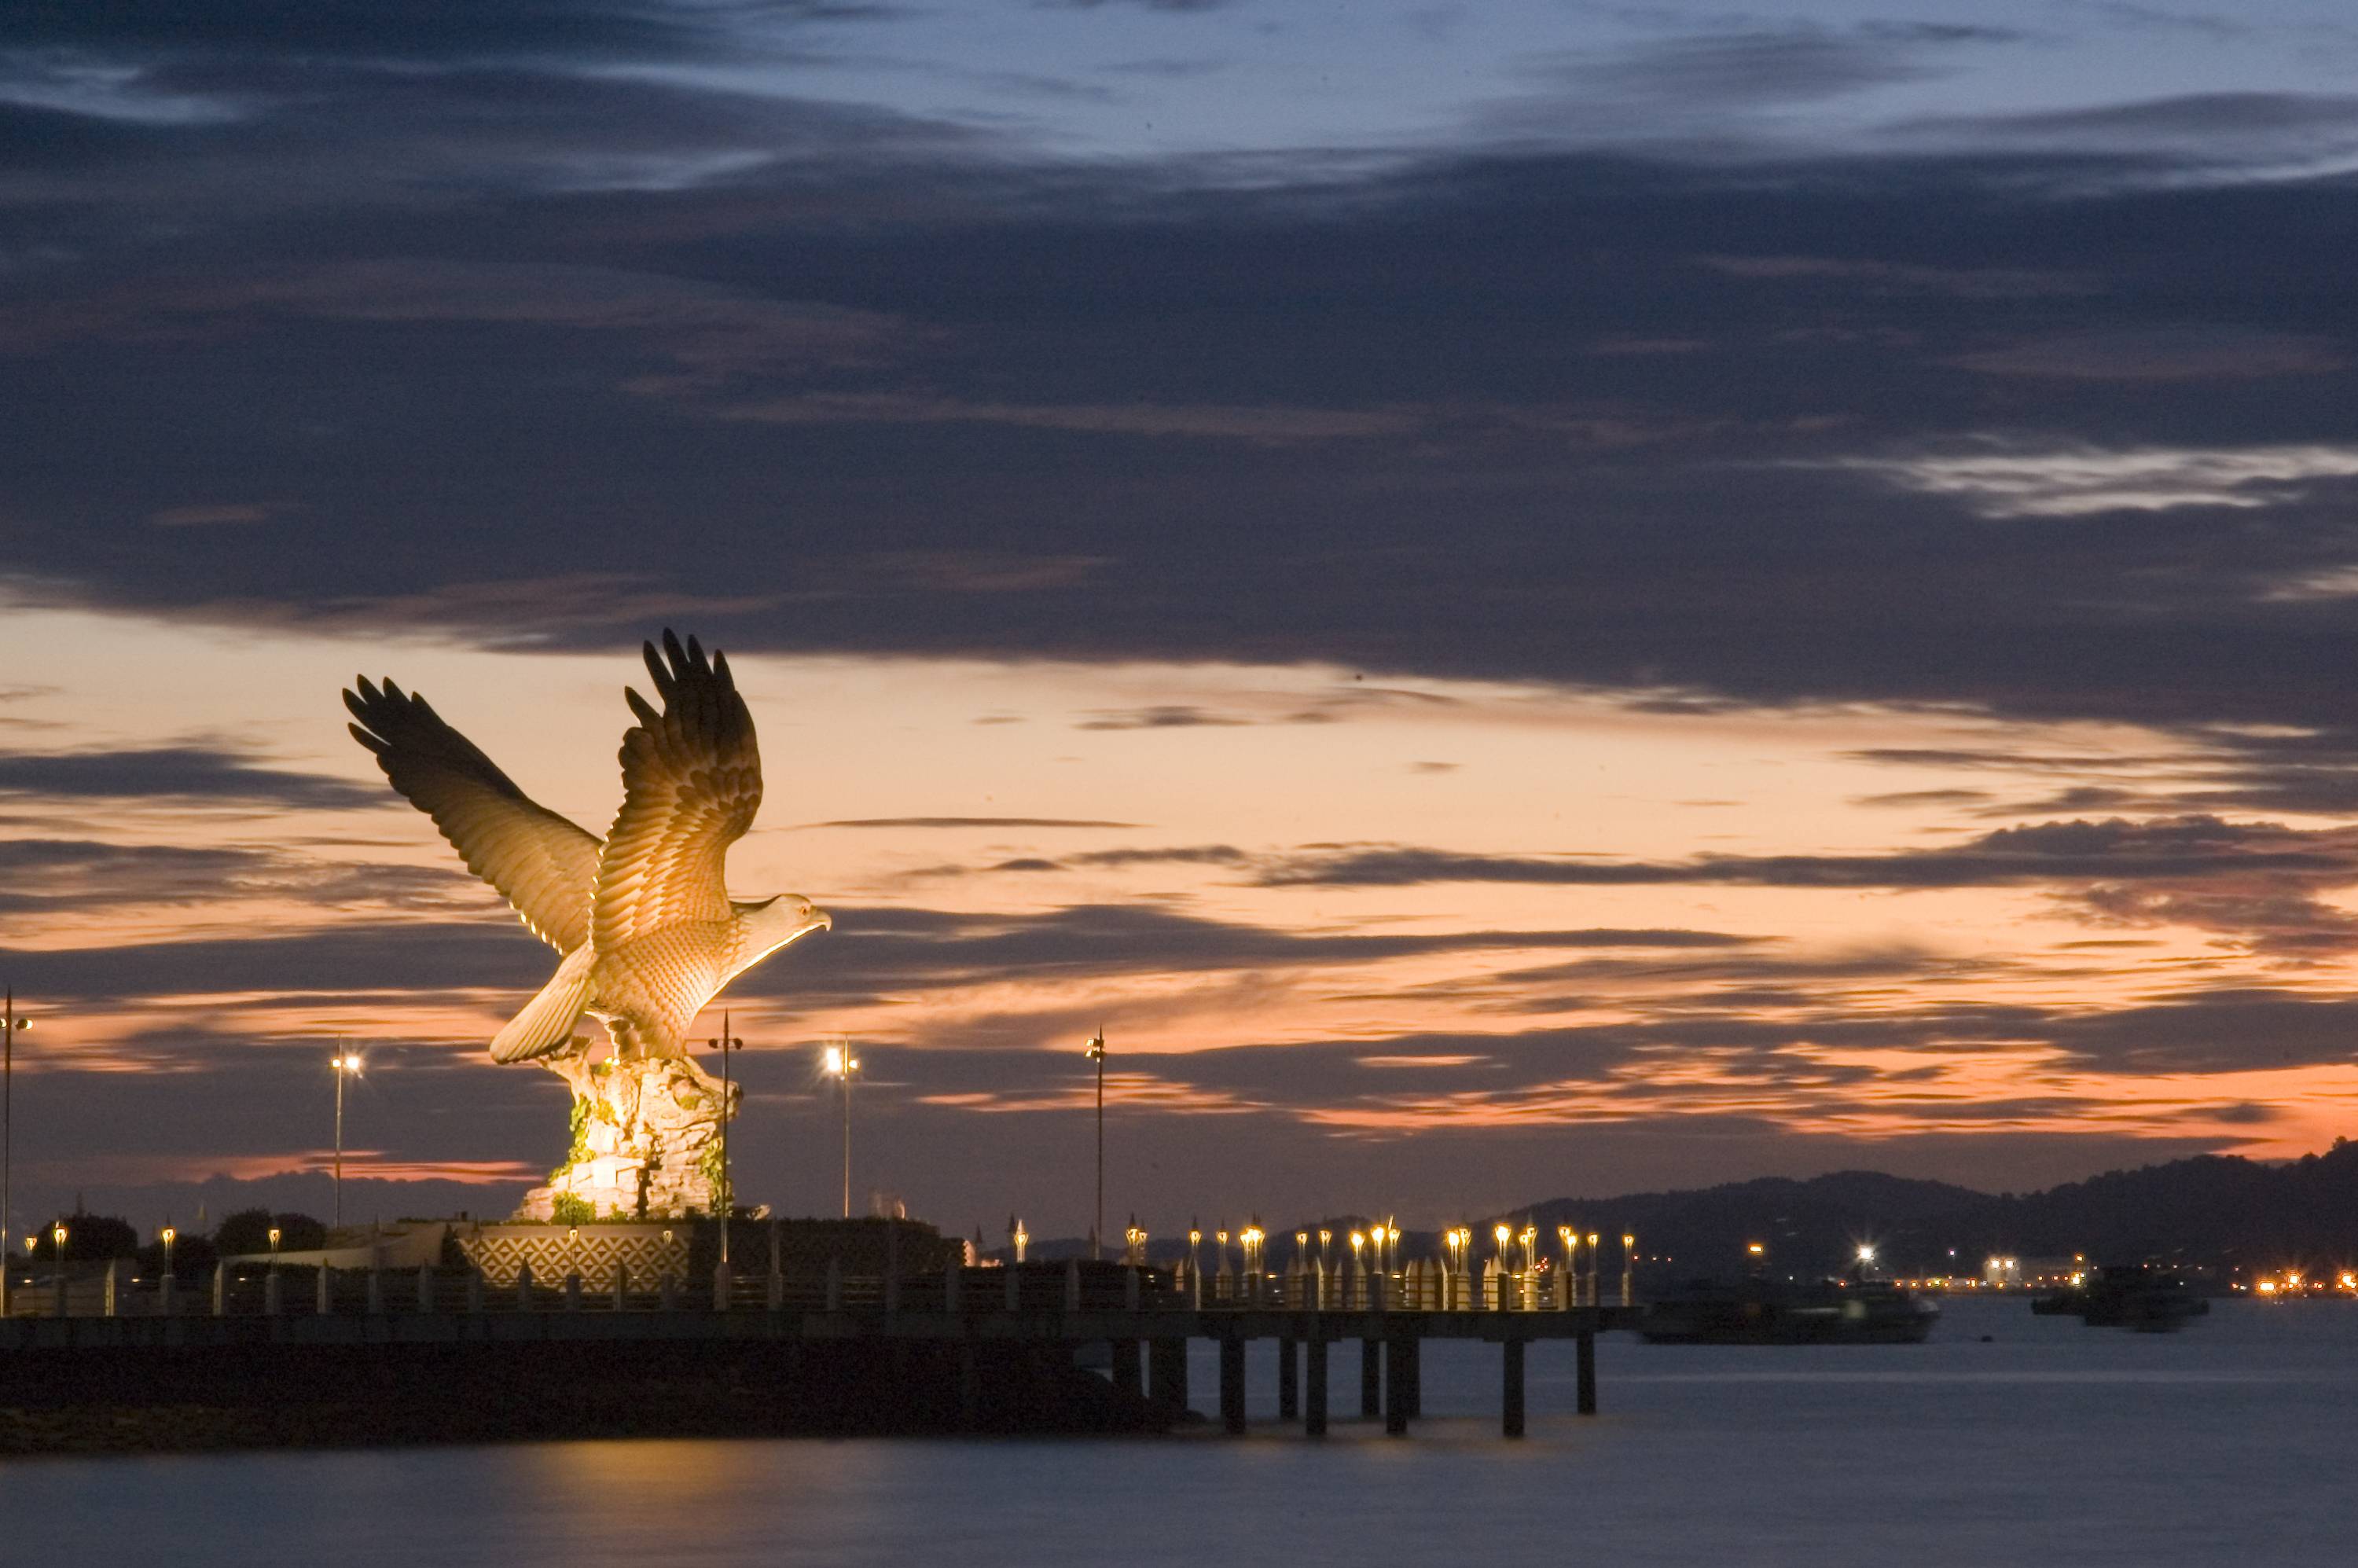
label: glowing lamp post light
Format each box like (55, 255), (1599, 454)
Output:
(707, 1013), (744, 1264)
(329, 1047), (363, 1229)
(1083, 1030), (1106, 1260)
(821, 1045), (860, 1220)
(1125, 1219), (1148, 1268)
(1622, 1232), (1636, 1306)
(2, 987), (28, 1309)
(1012, 1218), (1029, 1264)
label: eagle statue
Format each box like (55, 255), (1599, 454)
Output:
(342, 630), (830, 1219)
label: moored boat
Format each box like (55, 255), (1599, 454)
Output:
(1639, 1277), (1938, 1345)
(2029, 1265), (2209, 1332)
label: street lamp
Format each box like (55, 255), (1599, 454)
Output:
(821, 1045), (860, 1220)
(1622, 1232), (1636, 1306)
(1125, 1218), (1148, 1267)
(707, 1013), (744, 1264)
(1012, 1217), (1029, 1263)
(330, 1047), (363, 1229)
(1083, 1030), (1106, 1260)
(51, 1221), (66, 1261)
(2, 986), (29, 1309)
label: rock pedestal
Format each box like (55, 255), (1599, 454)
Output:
(514, 1052), (740, 1221)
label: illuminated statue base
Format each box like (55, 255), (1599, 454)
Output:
(513, 1052), (740, 1222)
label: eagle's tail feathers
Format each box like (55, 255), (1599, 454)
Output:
(492, 948), (594, 1063)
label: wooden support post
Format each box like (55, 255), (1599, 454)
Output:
(825, 1256), (843, 1312)
(1577, 1327), (1598, 1416)
(212, 1261), (230, 1316)
(1360, 1336), (1381, 1419)
(1219, 1334), (1247, 1434)
(1383, 1335), (1410, 1436)
(417, 1262), (434, 1314)
(1113, 1338), (1141, 1401)
(1502, 1338), (1526, 1438)
(365, 1269), (384, 1316)
(1004, 1264), (1020, 1312)
(612, 1262), (629, 1311)
(466, 1269), (485, 1314)
(263, 1269), (282, 1317)
(945, 1258), (963, 1314)
(315, 1266), (332, 1316)
(158, 1271), (176, 1318)
(103, 1259), (121, 1317)
(1063, 1258), (1082, 1313)
(516, 1262), (534, 1313)
(713, 1261), (733, 1313)
(1405, 1337), (1423, 1419)
(1305, 1335), (1329, 1436)
(766, 1258), (784, 1312)
(564, 1272), (582, 1311)
(1277, 1336), (1299, 1419)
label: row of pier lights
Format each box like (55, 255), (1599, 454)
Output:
(1132, 1219), (1641, 1310)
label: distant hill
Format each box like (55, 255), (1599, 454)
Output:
(1511, 1140), (2358, 1278)
(990, 1140), (2358, 1277)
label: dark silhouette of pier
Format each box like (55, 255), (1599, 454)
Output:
(2, 1255), (1630, 1444)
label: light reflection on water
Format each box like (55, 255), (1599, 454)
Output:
(5, 1299), (2351, 1566)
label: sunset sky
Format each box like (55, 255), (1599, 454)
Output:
(6, 0), (2358, 1243)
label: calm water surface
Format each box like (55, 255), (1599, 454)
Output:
(8, 1298), (2351, 1566)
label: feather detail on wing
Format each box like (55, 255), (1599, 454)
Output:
(591, 629), (762, 952)
(343, 677), (601, 952)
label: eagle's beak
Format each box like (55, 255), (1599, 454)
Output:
(806, 905), (833, 935)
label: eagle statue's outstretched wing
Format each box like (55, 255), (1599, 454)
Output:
(591, 630), (763, 953)
(344, 677), (602, 953)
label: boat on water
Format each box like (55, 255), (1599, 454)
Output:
(2029, 1265), (2209, 1331)
(1639, 1276), (1939, 1345)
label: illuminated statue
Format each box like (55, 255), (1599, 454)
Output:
(345, 630), (831, 1219)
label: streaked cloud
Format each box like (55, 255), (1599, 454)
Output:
(1834, 442), (2358, 517)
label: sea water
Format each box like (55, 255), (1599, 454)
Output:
(4, 1298), (2349, 1565)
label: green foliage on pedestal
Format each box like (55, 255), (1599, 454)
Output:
(697, 1140), (730, 1215)
(549, 1194), (596, 1226)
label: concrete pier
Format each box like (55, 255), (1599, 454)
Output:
(1, 1260), (1634, 1446)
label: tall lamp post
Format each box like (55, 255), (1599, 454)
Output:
(1, 987), (27, 1314)
(707, 1013), (743, 1265)
(1083, 1030), (1106, 1260)
(822, 1045), (860, 1219)
(329, 1047), (362, 1230)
